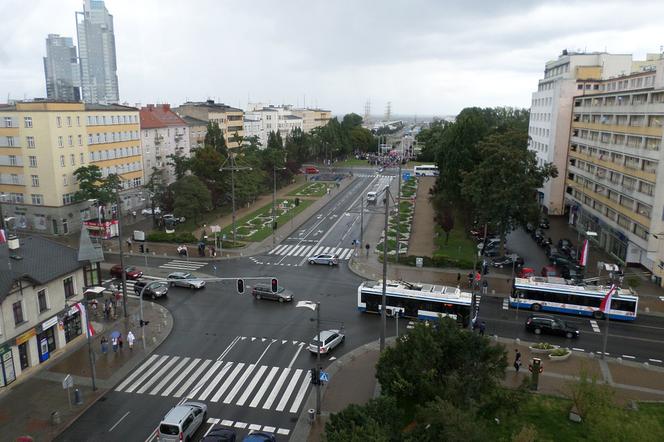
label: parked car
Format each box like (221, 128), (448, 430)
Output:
(252, 283), (293, 303)
(558, 238), (575, 254)
(550, 254), (579, 269)
(539, 218), (550, 229)
(110, 265), (143, 280)
(158, 401), (207, 442)
(243, 431), (276, 442)
(308, 254), (339, 266)
(477, 237), (501, 251)
(202, 426), (237, 442)
(518, 267), (536, 278)
(162, 214), (186, 224)
(525, 314), (580, 339)
(141, 207), (161, 216)
(559, 265), (585, 283)
(304, 166), (319, 174)
(308, 329), (345, 354)
(491, 255), (524, 268)
(482, 247), (503, 258)
(133, 280), (169, 299)
(167, 272), (206, 289)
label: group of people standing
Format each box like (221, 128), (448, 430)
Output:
(100, 331), (136, 354)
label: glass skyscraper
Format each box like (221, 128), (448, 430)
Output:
(43, 34), (81, 101)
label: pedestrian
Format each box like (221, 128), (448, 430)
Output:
(118, 334), (123, 350)
(482, 279), (488, 295)
(112, 337), (118, 352)
(132, 210), (137, 220)
(456, 273), (461, 284)
(127, 331), (135, 350)
(467, 272), (473, 288)
(210, 245), (216, 258)
(479, 321), (486, 336)
(101, 336), (108, 354)
(514, 349), (522, 372)
(126, 238), (132, 252)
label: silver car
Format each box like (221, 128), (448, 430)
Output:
(308, 254), (339, 266)
(167, 272), (206, 289)
(308, 329), (345, 354)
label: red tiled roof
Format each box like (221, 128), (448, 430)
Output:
(139, 104), (187, 129)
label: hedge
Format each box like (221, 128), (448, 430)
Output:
(146, 231), (198, 243)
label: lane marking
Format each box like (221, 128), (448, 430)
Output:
(572, 348), (585, 352)
(262, 368), (290, 409)
(217, 336), (241, 361)
(502, 299), (509, 310)
(234, 422), (248, 429)
(249, 366), (279, 408)
(276, 368), (303, 412)
(173, 359), (210, 398)
(255, 339), (276, 366)
(248, 424), (262, 431)
(649, 358), (663, 363)
(288, 343), (305, 369)
(590, 320), (601, 333)
(108, 411), (130, 432)
(622, 355), (635, 359)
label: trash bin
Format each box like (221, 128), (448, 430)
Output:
(416, 257), (423, 268)
(308, 408), (316, 424)
(51, 411), (61, 425)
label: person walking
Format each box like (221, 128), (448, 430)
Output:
(100, 336), (108, 354)
(118, 334), (124, 350)
(482, 279), (488, 295)
(514, 349), (522, 373)
(126, 238), (132, 252)
(456, 273), (461, 285)
(127, 331), (135, 350)
(479, 321), (486, 336)
(111, 337), (118, 352)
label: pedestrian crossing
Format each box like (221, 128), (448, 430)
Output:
(267, 244), (355, 260)
(158, 259), (208, 271)
(115, 353), (312, 414)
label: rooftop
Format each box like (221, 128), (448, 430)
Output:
(139, 104), (187, 129)
(179, 100), (243, 113)
(180, 115), (209, 127)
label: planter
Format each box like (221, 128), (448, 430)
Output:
(549, 349), (572, 361)
(528, 344), (559, 354)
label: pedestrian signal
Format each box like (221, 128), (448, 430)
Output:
(271, 278), (278, 293)
(237, 279), (245, 294)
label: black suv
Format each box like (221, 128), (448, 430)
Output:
(133, 280), (169, 299)
(251, 284), (294, 303)
(525, 314), (579, 339)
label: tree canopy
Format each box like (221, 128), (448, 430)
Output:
(73, 165), (121, 204)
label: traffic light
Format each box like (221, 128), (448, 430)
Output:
(237, 279), (245, 294)
(271, 278), (278, 293)
(310, 368), (320, 385)
(139, 244), (145, 253)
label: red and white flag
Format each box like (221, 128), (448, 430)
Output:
(0, 229), (6, 244)
(578, 239), (589, 267)
(599, 284), (617, 314)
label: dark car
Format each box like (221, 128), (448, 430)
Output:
(252, 283), (294, 303)
(133, 280), (168, 299)
(525, 314), (580, 339)
(539, 218), (550, 229)
(243, 431), (276, 442)
(110, 265), (143, 280)
(491, 255), (524, 268)
(550, 254), (579, 269)
(559, 265), (585, 282)
(202, 426), (237, 442)
(558, 238), (575, 253)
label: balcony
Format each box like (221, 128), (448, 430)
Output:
(0, 174), (25, 185)
(567, 180), (651, 228)
(573, 121), (663, 137)
(568, 150), (657, 183)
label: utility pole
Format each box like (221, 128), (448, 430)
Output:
(220, 154), (252, 245)
(272, 166), (286, 246)
(115, 191), (128, 318)
(380, 185), (390, 352)
(395, 163), (402, 263)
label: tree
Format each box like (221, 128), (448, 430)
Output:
(433, 201), (454, 244)
(403, 398), (489, 442)
(204, 121), (227, 155)
(461, 130), (557, 254)
(325, 396), (403, 442)
(189, 145), (226, 208)
(170, 175), (211, 224)
(266, 131), (283, 150)
(166, 151), (191, 180)
(73, 165), (121, 204)
(144, 167), (168, 224)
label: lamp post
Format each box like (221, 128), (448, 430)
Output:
(272, 166), (286, 246)
(296, 300), (321, 415)
(115, 190), (128, 318)
(220, 154), (252, 245)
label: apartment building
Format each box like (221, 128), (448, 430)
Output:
(528, 51), (633, 215)
(139, 104), (191, 185)
(181, 116), (207, 150)
(564, 59), (664, 284)
(0, 235), (94, 386)
(0, 101), (143, 235)
(175, 100), (244, 148)
(243, 104), (304, 147)
(290, 108), (331, 133)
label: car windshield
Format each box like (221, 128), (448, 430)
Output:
(159, 424), (179, 435)
(150, 282), (167, 289)
(126, 266), (135, 272)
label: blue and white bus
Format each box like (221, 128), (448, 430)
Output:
(357, 280), (475, 326)
(511, 277), (638, 321)
(413, 164), (439, 177)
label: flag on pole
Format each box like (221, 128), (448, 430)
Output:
(579, 239), (589, 267)
(599, 284), (617, 314)
(0, 229), (6, 244)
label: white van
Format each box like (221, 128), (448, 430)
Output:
(158, 401), (207, 441)
(366, 191), (377, 204)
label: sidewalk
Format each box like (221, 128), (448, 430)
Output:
(0, 298), (173, 441)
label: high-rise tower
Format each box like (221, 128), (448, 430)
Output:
(43, 34), (81, 101)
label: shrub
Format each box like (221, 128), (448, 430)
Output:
(550, 348), (570, 357)
(531, 342), (555, 350)
(147, 231), (197, 243)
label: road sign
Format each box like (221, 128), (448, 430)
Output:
(319, 371), (329, 382)
(62, 374), (73, 389)
(402, 172), (411, 181)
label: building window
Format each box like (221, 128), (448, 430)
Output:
(77, 116), (81, 126)
(38, 289), (48, 313)
(80, 153), (84, 164)
(31, 194), (43, 205)
(10, 174), (19, 184)
(29, 156), (37, 167)
(24, 117), (32, 128)
(31, 175), (39, 187)
(63, 174), (69, 186)
(13, 301), (24, 325)
(58, 136), (63, 148)
(56, 116), (62, 127)
(6, 136), (14, 147)
(78, 134), (83, 146)
(66, 116), (72, 127)
(8, 155), (17, 166)
(68, 135), (73, 146)
(63, 276), (75, 299)
(4, 116), (12, 127)
(88, 134), (93, 144)
(27, 136), (35, 148)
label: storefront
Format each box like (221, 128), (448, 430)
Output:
(63, 307), (82, 343)
(37, 316), (58, 363)
(15, 329), (35, 370)
(0, 345), (16, 387)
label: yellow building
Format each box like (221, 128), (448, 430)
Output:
(291, 108), (332, 133)
(175, 100), (244, 148)
(0, 100), (142, 235)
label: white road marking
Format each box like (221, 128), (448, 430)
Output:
(172, 359), (210, 398)
(649, 358), (663, 363)
(263, 426), (276, 433)
(288, 343), (305, 368)
(590, 320), (601, 333)
(108, 411), (130, 432)
(223, 364), (256, 404)
(322, 247), (330, 254)
(276, 369), (303, 412)
(622, 355), (636, 359)
(249, 367), (279, 408)
(234, 422), (248, 429)
(248, 424), (262, 431)
(137, 356), (180, 394)
(572, 348), (585, 352)
(218, 336), (241, 361)
(289, 245), (303, 256)
(262, 368), (290, 409)
(236, 365), (268, 406)
(289, 370), (312, 413)
(123, 355), (169, 393)
(210, 363), (245, 402)
(186, 360), (223, 399)
(276, 428), (290, 435)
(149, 357), (190, 395)
(115, 354), (159, 391)
(502, 299), (509, 310)
(221, 419), (234, 426)
(279, 245), (294, 255)
(255, 340), (276, 365)
(198, 362), (233, 401)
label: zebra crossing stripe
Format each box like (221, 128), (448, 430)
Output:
(115, 354), (159, 391)
(249, 367), (279, 408)
(173, 359), (211, 397)
(270, 245), (286, 255)
(187, 360), (223, 399)
(148, 357), (190, 395)
(289, 246), (303, 256)
(210, 363), (246, 402)
(197, 361), (232, 401)
(275, 369), (303, 412)
(262, 368), (290, 409)
(137, 356), (181, 394)
(322, 247), (330, 254)
(289, 370), (311, 413)
(297, 246), (312, 257)
(123, 355), (169, 393)
(223, 363), (257, 404)
(279, 245), (294, 256)
(311, 246), (324, 256)
(236, 365), (268, 406)
(161, 358), (201, 396)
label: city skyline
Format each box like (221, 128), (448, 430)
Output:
(1, 1), (664, 115)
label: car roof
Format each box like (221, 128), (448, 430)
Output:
(162, 402), (202, 422)
(529, 314), (558, 320)
(315, 329), (340, 340)
(169, 272), (190, 277)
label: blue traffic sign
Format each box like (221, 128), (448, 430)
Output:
(319, 371), (329, 382)
(402, 172), (411, 181)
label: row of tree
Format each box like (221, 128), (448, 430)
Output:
(418, 107), (557, 251)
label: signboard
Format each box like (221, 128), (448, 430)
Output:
(319, 371), (329, 382)
(402, 172), (411, 181)
(62, 374), (73, 389)
(41, 316), (59, 331)
(16, 329), (36, 345)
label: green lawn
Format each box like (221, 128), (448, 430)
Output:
(334, 158), (370, 167)
(432, 225), (477, 266)
(287, 182), (331, 197)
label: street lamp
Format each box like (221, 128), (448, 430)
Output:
(220, 154), (252, 245)
(296, 300), (321, 416)
(272, 166), (286, 246)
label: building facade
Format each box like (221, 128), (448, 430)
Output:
(175, 100), (244, 148)
(181, 116), (207, 150)
(75, 0), (119, 104)
(0, 101), (143, 235)
(43, 34), (81, 102)
(290, 108), (331, 133)
(243, 104), (304, 148)
(528, 51), (633, 215)
(139, 104), (191, 185)
(0, 235), (98, 387)
(564, 59), (664, 284)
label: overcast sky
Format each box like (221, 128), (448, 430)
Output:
(2, 0), (664, 117)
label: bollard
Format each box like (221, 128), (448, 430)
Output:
(74, 388), (83, 405)
(51, 411), (61, 425)
(308, 408), (316, 424)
